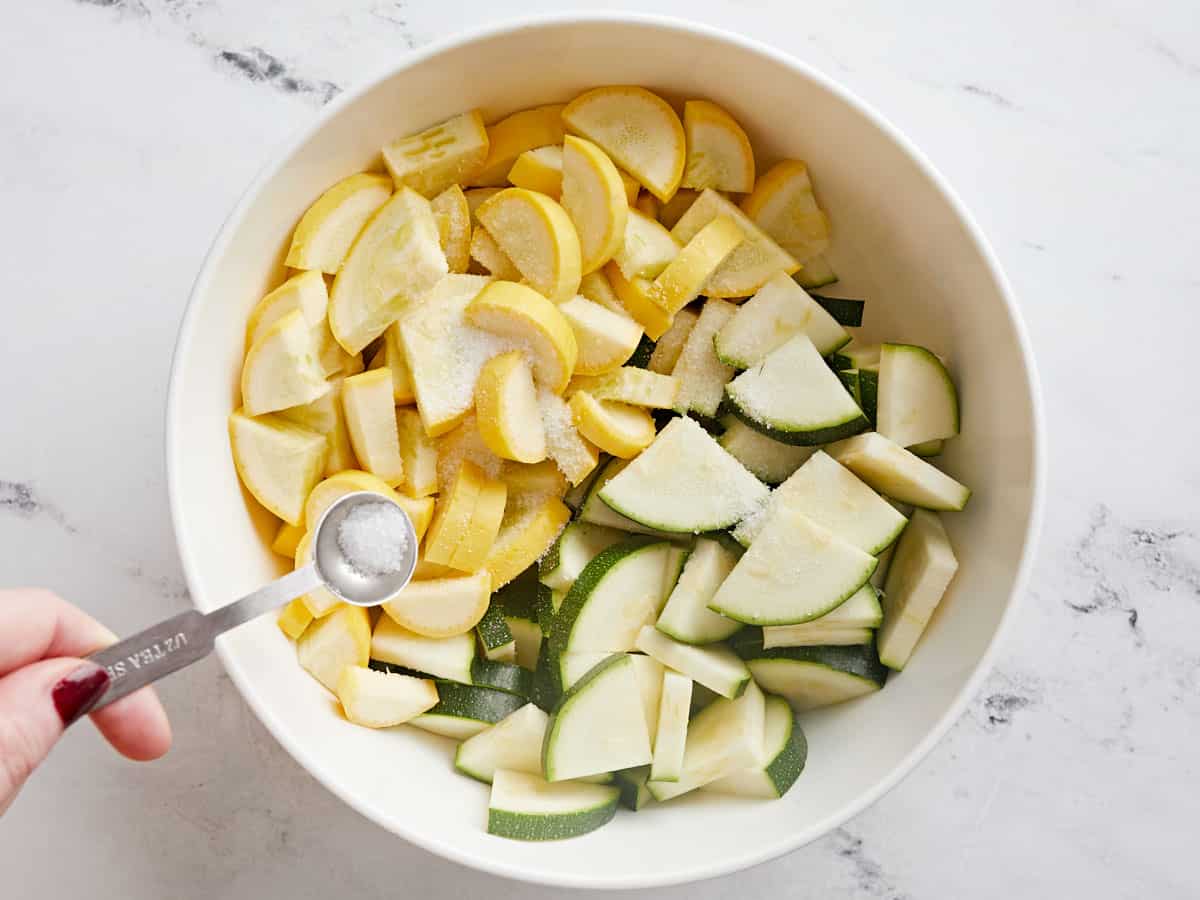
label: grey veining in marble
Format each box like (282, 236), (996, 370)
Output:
(2, 1), (1198, 897)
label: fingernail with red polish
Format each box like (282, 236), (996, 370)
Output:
(52, 663), (110, 727)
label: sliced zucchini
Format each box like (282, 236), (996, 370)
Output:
(809, 293), (864, 327)
(531, 641), (563, 712)
(550, 539), (676, 655)
(725, 334), (868, 446)
(578, 457), (678, 535)
(761, 626), (873, 647)
(717, 417), (816, 485)
(475, 602), (516, 663)
(909, 438), (945, 457)
(613, 765), (654, 811)
(487, 769), (619, 841)
(647, 681), (765, 801)
(829, 342), (880, 371)
(661, 543), (691, 599)
(714, 272), (849, 368)
(597, 417), (769, 533)
(825, 432), (971, 511)
(491, 565), (543, 669)
(470, 659), (534, 698)
(650, 670), (693, 782)
(858, 369), (879, 425)
(556, 652), (664, 747)
(793, 254), (837, 289)
(539, 521), (626, 592)
(454, 702), (548, 783)
(670, 298), (737, 417)
(656, 537), (743, 644)
(410, 681), (527, 739)
(371, 616), (475, 684)
(765, 583), (882, 637)
(732, 450), (908, 554)
(876, 343), (960, 449)
(635, 626), (750, 698)
(702, 694), (807, 799)
(710, 506), (877, 625)
(542, 654), (653, 780)
(734, 635), (888, 711)
(568, 367), (680, 409)
(878, 509), (959, 670)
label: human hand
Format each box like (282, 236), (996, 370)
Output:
(0, 589), (172, 815)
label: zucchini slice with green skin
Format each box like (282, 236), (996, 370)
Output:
(714, 272), (850, 368)
(454, 703), (548, 784)
(475, 602), (516, 663)
(717, 416), (816, 485)
(470, 659), (534, 698)
(487, 769), (619, 841)
(649, 670), (693, 783)
(539, 521), (626, 592)
(837, 367), (861, 403)
(879, 509), (959, 670)
(636, 625), (750, 699)
(829, 342), (880, 372)
(557, 653), (666, 747)
(766, 583), (882, 636)
(761, 626), (873, 647)
(793, 254), (837, 289)
(371, 617), (475, 684)
(550, 538), (676, 656)
(826, 432), (971, 511)
(656, 537), (743, 644)
(876, 343), (959, 448)
(613, 765), (654, 810)
(702, 694), (807, 799)
(410, 681), (527, 739)
(732, 450), (909, 554)
(531, 641), (563, 712)
(492, 565), (544, 669)
(809, 294), (864, 327)
(908, 438), (945, 458)
(597, 416), (769, 533)
(858, 369), (879, 425)
(578, 457), (680, 535)
(647, 681), (765, 801)
(711, 506), (877, 626)
(733, 635), (888, 711)
(542, 654), (653, 781)
(725, 334), (869, 446)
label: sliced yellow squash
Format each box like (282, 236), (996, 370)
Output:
(381, 109), (489, 197)
(484, 493), (572, 590)
(277, 598), (314, 640)
(475, 351), (547, 464)
(430, 184), (472, 273)
(740, 159), (832, 263)
(468, 226), (522, 280)
(382, 571), (491, 638)
(567, 367), (680, 409)
(537, 388), (600, 486)
(682, 100), (756, 193)
(618, 170), (642, 206)
(658, 188), (700, 230)
(228, 409), (327, 525)
(578, 269), (627, 316)
(466, 280), (578, 392)
(471, 104), (566, 187)
(341, 369), (405, 486)
(278, 377), (358, 476)
(329, 187), (448, 354)
(271, 520), (306, 558)
(285, 173), (393, 274)
(507, 145), (564, 198)
(423, 460), (487, 567)
(563, 86), (686, 202)
(649, 216), (744, 315)
(296, 604), (371, 692)
(395, 407), (439, 497)
(613, 208), (680, 280)
(245, 270), (328, 351)
(557, 296), (643, 375)
(366, 323), (416, 405)
(241, 310), (330, 416)
(562, 135), (628, 274)
(603, 261), (673, 340)
(476, 188), (582, 302)
(671, 189), (799, 297)
(569, 391), (656, 458)
(336, 665), (438, 727)
(451, 477), (508, 573)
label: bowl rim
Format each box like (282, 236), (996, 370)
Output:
(165, 10), (1046, 889)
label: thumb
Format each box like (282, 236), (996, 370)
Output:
(0, 658), (108, 814)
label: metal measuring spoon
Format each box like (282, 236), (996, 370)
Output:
(83, 491), (417, 712)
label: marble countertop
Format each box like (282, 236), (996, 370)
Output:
(2, 1), (1197, 897)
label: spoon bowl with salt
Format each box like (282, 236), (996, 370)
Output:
(80, 492), (417, 714)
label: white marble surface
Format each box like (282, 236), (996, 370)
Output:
(1, 0), (1197, 896)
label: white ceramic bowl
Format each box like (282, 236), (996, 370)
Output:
(167, 13), (1043, 889)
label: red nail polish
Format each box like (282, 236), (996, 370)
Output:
(52, 663), (110, 727)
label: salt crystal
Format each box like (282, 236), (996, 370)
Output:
(337, 501), (411, 576)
